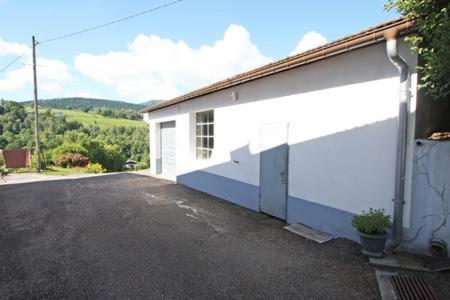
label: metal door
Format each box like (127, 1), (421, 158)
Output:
(160, 121), (176, 179)
(259, 123), (288, 220)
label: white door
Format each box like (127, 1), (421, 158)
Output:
(160, 121), (176, 179)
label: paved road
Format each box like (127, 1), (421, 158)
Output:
(0, 173), (380, 299)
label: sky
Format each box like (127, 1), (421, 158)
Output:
(0, 0), (400, 103)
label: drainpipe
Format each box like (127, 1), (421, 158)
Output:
(384, 29), (410, 246)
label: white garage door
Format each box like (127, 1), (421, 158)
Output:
(160, 121), (176, 179)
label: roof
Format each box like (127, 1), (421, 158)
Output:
(142, 17), (415, 114)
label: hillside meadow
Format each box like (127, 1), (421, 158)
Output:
(51, 109), (146, 128)
(24, 107), (145, 128)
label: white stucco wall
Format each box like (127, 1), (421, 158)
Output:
(404, 140), (450, 256)
(144, 39), (418, 223)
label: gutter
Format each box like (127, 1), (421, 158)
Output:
(384, 27), (411, 246)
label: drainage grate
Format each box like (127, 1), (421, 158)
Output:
(389, 275), (439, 300)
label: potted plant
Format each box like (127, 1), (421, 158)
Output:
(352, 208), (392, 258)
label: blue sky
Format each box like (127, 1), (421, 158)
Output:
(0, 0), (399, 103)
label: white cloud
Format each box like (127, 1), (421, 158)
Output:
(75, 24), (272, 100)
(0, 38), (72, 97)
(64, 89), (102, 99)
(290, 31), (327, 56)
(40, 82), (63, 95)
(0, 37), (29, 57)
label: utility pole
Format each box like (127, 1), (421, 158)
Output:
(32, 36), (42, 172)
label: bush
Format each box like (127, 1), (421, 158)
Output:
(0, 136), (7, 149)
(81, 140), (108, 165)
(87, 163), (106, 174)
(54, 153), (89, 168)
(133, 161), (149, 170)
(80, 141), (127, 173)
(140, 152), (149, 165)
(101, 144), (126, 172)
(29, 152), (48, 171)
(0, 152), (4, 166)
(352, 208), (392, 235)
(0, 166), (9, 179)
(51, 143), (87, 163)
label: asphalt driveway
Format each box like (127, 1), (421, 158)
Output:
(0, 173), (379, 299)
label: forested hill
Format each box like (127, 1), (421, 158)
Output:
(140, 100), (162, 108)
(21, 98), (161, 111)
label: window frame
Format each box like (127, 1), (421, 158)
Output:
(195, 110), (214, 159)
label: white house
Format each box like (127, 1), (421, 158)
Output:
(143, 18), (450, 255)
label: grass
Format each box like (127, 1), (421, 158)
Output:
(43, 166), (91, 176)
(10, 166), (91, 176)
(26, 108), (146, 128)
(6, 166), (146, 177)
(53, 109), (145, 128)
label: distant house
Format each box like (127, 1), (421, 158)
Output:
(143, 18), (450, 255)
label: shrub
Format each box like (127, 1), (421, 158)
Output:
(352, 208), (392, 235)
(133, 161), (149, 171)
(101, 144), (126, 172)
(0, 152), (4, 166)
(81, 141), (125, 173)
(51, 143), (87, 163)
(30, 153), (47, 171)
(0, 166), (9, 180)
(82, 140), (107, 165)
(140, 152), (149, 165)
(87, 163), (106, 174)
(54, 153), (89, 168)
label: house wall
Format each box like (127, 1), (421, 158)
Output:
(403, 140), (450, 257)
(144, 39), (418, 241)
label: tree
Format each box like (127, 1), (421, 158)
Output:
(386, 0), (450, 100)
(102, 144), (126, 172)
(0, 101), (148, 173)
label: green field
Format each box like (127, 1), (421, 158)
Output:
(48, 109), (146, 128)
(43, 166), (92, 176)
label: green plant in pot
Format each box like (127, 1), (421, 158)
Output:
(352, 208), (391, 258)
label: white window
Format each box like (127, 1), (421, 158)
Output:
(196, 110), (214, 159)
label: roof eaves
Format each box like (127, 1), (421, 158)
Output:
(142, 17), (415, 114)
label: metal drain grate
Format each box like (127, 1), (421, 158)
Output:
(390, 275), (439, 300)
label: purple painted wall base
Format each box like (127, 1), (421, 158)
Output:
(287, 196), (358, 241)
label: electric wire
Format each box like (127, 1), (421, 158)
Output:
(0, 0), (185, 73)
(0, 49), (30, 73)
(39, 0), (185, 44)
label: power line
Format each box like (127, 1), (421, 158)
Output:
(0, 49), (30, 73)
(39, 0), (185, 44)
(0, 0), (184, 74)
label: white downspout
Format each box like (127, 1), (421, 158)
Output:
(384, 29), (410, 246)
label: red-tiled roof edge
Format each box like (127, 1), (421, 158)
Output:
(142, 17), (415, 114)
